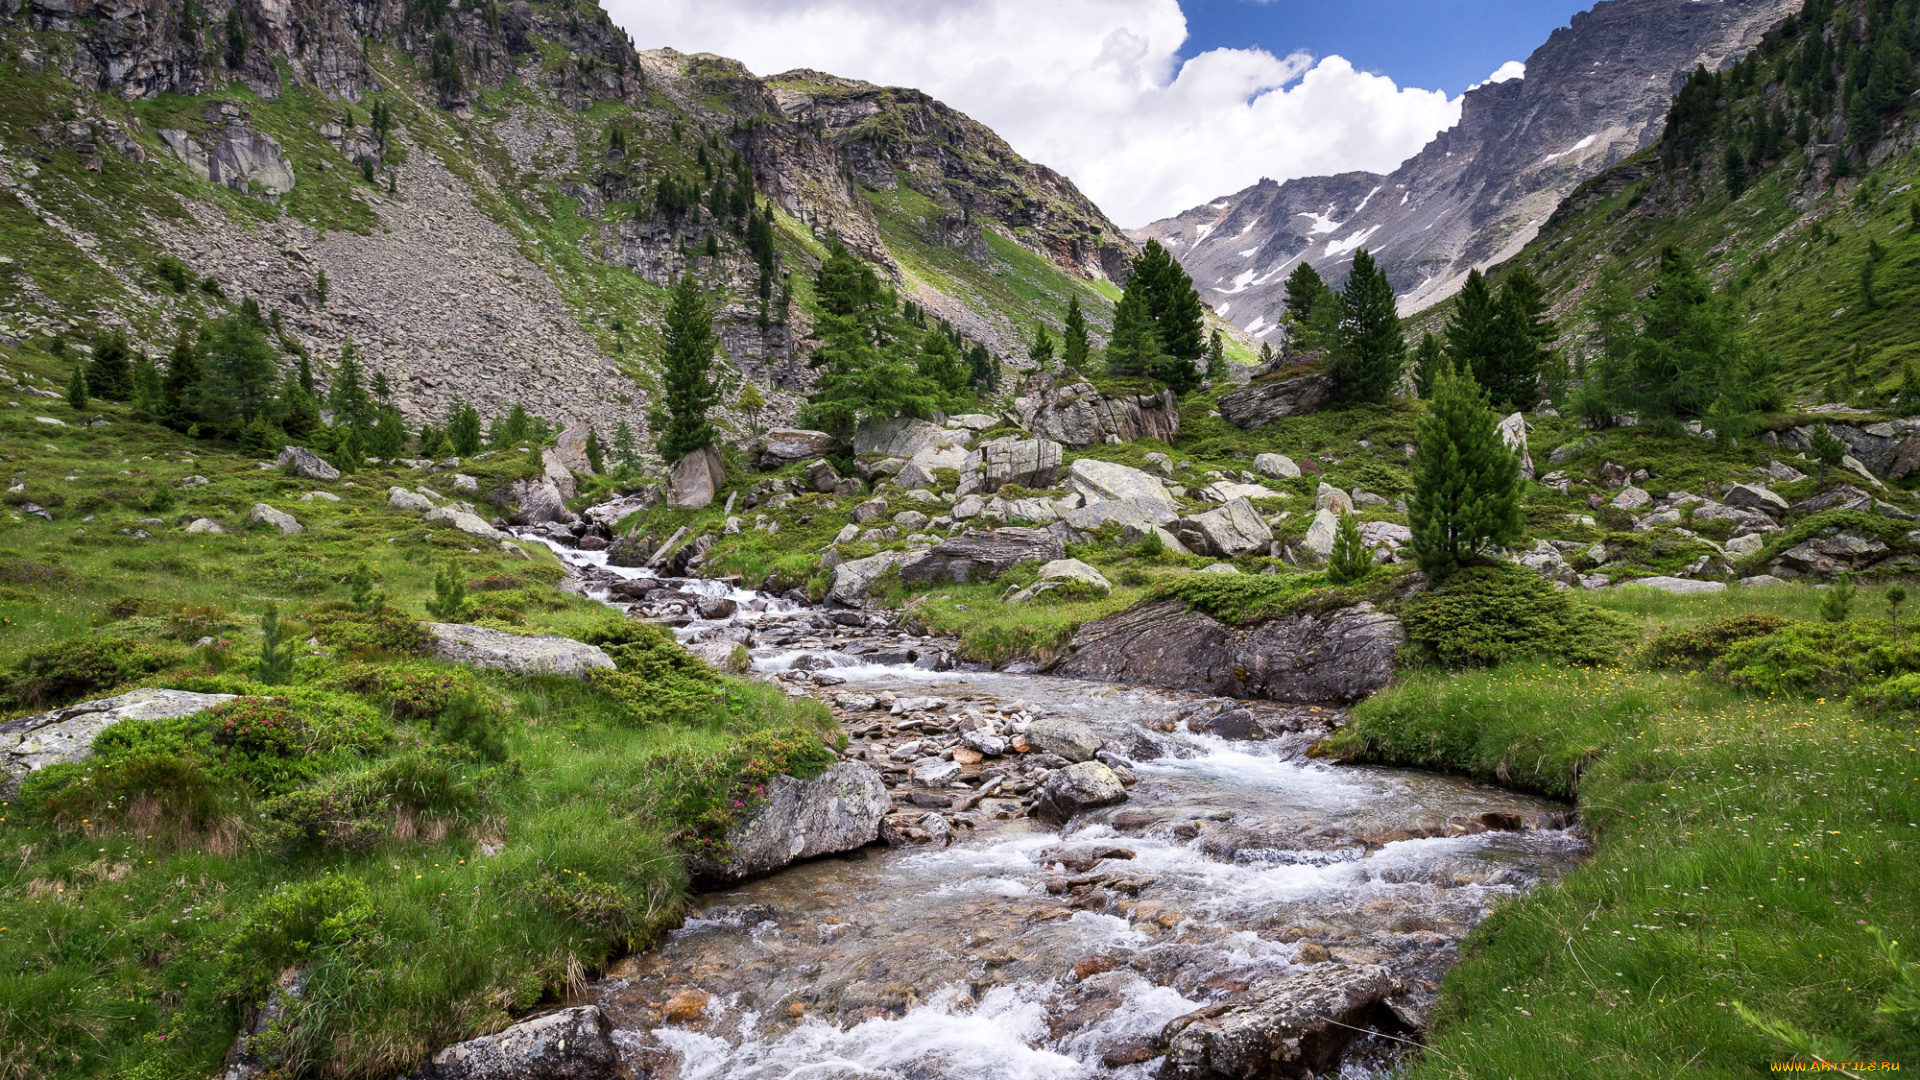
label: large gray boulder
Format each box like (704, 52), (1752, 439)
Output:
(428, 624), (615, 677)
(275, 446), (339, 481)
(1724, 483), (1790, 516)
(1061, 498), (1177, 537)
(969, 437), (1065, 492)
(246, 503), (303, 535)
(161, 124), (296, 196)
(1160, 964), (1396, 1080)
(1175, 498), (1273, 558)
(1301, 509), (1340, 560)
(510, 476), (575, 526)
(2, 689), (238, 797)
(389, 487), (436, 514)
(1067, 459), (1178, 523)
(666, 446), (726, 511)
(1254, 453), (1301, 480)
(688, 762), (890, 887)
(1025, 717), (1104, 762)
(1058, 601), (1402, 703)
(1617, 577), (1728, 595)
(900, 528), (1064, 584)
(893, 445), (970, 490)
(829, 551), (909, 605)
(425, 505), (506, 542)
(1020, 380), (1181, 448)
(1006, 559), (1112, 604)
(854, 416), (967, 459)
(411, 1006), (618, 1080)
(1031, 761), (1128, 825)
(757, 429), (836, 469)
(1218, 373), (1335, 430)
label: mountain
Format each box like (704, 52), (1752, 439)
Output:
(1132, 0), (1801, 337)
(0, 0), (1134, 438)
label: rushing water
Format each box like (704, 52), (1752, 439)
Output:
(530, 530), (1587, 1078)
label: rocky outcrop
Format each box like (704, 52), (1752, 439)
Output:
(687, 762), (890, 887)
(1006, 558), (1112, 604)
(1, 689), (238, 797)
(967, 437), (1064, 492)
(757, 429), (837, 468)
(159, 124), (295, 195)
(1174, 498), (1273, 558)
(1031, 760), (1128, 825)
(510, 476), (575, 526)
(1067, 459), (1179, 522)
(428, 624), (616, 677)
(667, 446), (727, 511)
(854, 417), (968, 459)
(246, 503), (303, 535)
(828, 551), (910, 605)
(1218, 374), (1335, 430)
(1254, 453), (1301, 480)
(411, 1006), (619, 1080)
(425, 505), (507, 542)
(275, 446), (339, 481)
(1016, 379), (1181, 448)
(1058, 601), (1403, 704)
(1160, 964), (1397, 1080)
(900, 528), (1065, 584)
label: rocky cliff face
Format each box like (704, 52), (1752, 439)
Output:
(0, 0), (1128, 443)
(1133, 0), (1800, 331)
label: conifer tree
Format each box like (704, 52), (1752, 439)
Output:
(1408, 362), (1523, 579)
(327, 341), (373, 430)
(87, 333), (135, 401)
(200, 312), (279, 426)
(967, 343), (998, 392)
(1062, 296), (1091, 370)
(277, 372), (321, 439)
(132, 356), (163, 419)
(1412, 332), (1444, 399)
(369, 407), (408, 460)
(734, 382), (765, 434)
(256, 603), (293, 685)
(1483, 270), (1552, 412)
(1327, 512), (1373, 585)
(1108, 240), (1204, 392)
(801, 247), (941, 438)
(1028, 324), (1056, 370)
(652, 272), (720, 463)
(296, 350), (315, 394)
(1902, 360), (1920, 417)
(447, 398), (483, 456)
(66, 366), (88, 410)
(1282, 262), (1328, 327)
(162, 327), (204, 429)
(427, 562), (468, 621)
(917, 332), (970, 402)
(1331, 249), (1405, 404)
(584, 427), (604, 474)
(1443, 269), (1500, 385)
(1105, 285), (1155, 377)
(1205, 330), (1227, 380)
(612, 419), (639, 472)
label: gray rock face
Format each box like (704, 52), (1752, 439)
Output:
(1059, 601), (1403, 704)
(246, 503), (303, 535)
(688, 762), (890, 887)
(1, 689), (238, 797)
(1018, 380), (1181, 448)
(667, 446), (726, 511)
(854, 416), (968, 459)
(1771, 531), (1892, 579)
(1031, 761), (1128, 825)
(275, 445), (339, 481)
(1175, 498), (1273, 558)
(893, 445), (969, 490)
(1724, 483), (1790, 516)
(411, 1006), (618, 1080)
(161, 124), (296, 195)
(1160, 964), (1396, 1080)
(1217, 373), (1336, 430)
(1067, 459), (1179, 523)
(510, 476), (575, 526)
(829, 551), (909, 606)
(901, 528), (1065, 584)
(1611, 486), (1651, 511)
(1254, 453), (1301, 479)
(757, 429), (837, 468)
(1025, 717), (1105, 763)
(389, 486), (437, 514)
(428, 624), (615, 677)
(1301, 508), (1340, 560)
(969, 437), (1065, 492)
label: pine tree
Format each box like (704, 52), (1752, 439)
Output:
(1443, 269), (1500, 385)
(917, 331), (970, 403)
(369, 406), (408, 460)
(132, 357), (164, 419)
(427, 563), (468, 621)
(1106, 285), (1155, 377)
(1483, 270), (1552, 412)
(1412, 332), (1444, 399)
(1331, 249), (1406, 404)
(447, 397), (483, 456)
(1062, 296), (1091, 370)
(1282, 262), (1328, 327)
(315, 268), (329, 306)
(652, 272), (721, 463)
(612, 419), (639, 472)
(584, 427), (604, 474)
(66, 366), (88, 410)
(1327, 512), (1373, 585)
(256, 603), (293, 685)
(277, 373), (321, 439)
(1028, 324), (1057, 370)
(162, 327), (204, 429)
(1108, 240), (1204, 392)
(967, 344), (998, 392)
(327, 341), (373, 431)
(1205, 330), (1227, 380)
(200, 312), (279, 427)
(1408, 362), (1524, 579)
(87, 333), (135, 401)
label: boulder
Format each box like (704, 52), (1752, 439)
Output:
(687, 762), (890, 887)
(1026, 717), (1105, 762)
(246, 503), (302, 535)
(1254, 453), (1301, 480)
(1006, 559), (1113, 604)
(895, 510), (930, 532)
(684, 642), (749, 673)
(548, 424), (594, 476)
(1176, 498), (1274, 558)
(275, 446), (339, 481)
(1160, 964), (1396, 1080)
(411, 1006), (618, 1080)
(1301, 509), (1340, 560)
(1202, 481), (1279, 504)
(1740, 574), (1790, 588)
(1061, 499), (1177, 538)
(425, 505), (506, 542)
(541, 449), (578, 501)
(1790, 485), (1874, 516)
(1611, 486), (1651, 511)
(805, 458), (842, 494)
(1772, 532), (1891, 578)
(1725, 533), (1766, 558)
(828, 551), (909, 605)
(1059, 601), (1403, 704)
(854, 416), (967, 459)
(947, 413), (1000, 431)
(1313, 483), (1354, 515)
(1617, 577), (1728, 595)
(1218, 373), (1336, 430)
(1724, 483), (1790, 516)
(757, 429), (837, 469)
(1031, 761), (1128, 825)
(1023, 381), (1181, 448)
(389, 487), (436, 514)
(510, 476), (574, 526)
(969, 437), (1065, 492)
(185, 517), (225, 534)
(666, 446), (726, 511)
(900, 528), (1064, 585)
(1, 689), (238, 797)
(1498, 412), (1535, 480)
(428, 624), (615, 677)
(1067, 459), (1178, 523)
(893, 445), (969, 490)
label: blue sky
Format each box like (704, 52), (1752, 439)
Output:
(1179, 0), (1593, 93)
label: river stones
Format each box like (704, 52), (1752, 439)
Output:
(1032, 761), (1128, 825)
(1025, 717), (1104, 762)
(688, 762), (891, 887)
(1160, 963), (1395, 1080)
(409, 1005), (618, 1079)
(428, 624), (615, 677)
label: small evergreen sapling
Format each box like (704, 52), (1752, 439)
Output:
(1327, 513), (1373, 585)
(427, 563), (467, 621)
(348, 562), (385, 613)
(584, 427), (605, 474)
(66, 367), (89, 410)
(1887, 584), (1907, 637)
(1205, 330), (1227, 380)
(1809, 424), (1847, 478)
(612, 419), (639, 473)
(256, 603), (293, 685)
(1821, 574), (1856, 623)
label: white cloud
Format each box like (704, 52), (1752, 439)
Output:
(1468, 60), (1527, 90)
(603, 0), (1466, 227)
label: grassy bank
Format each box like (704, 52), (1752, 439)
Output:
(0, 396), (838, 1079)
(1324, 585), (1920, 1076)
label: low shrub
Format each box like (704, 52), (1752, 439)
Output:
(1153, 570), (1365, 625)
(1853, 671), (1920, 717)
(1643, 614), (1793, 670)
(305, 603), (431, 657)
(1399, 563), (1634, 669)
(0, 635), (182, 711)
(1722, 620), (1920, 699)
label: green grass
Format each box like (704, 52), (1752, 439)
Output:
(1322, 585), (1920, 1077)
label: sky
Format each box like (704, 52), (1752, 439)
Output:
(602, 0), (1599, 228)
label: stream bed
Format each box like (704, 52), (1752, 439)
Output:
(526, 530), (1587, 1078)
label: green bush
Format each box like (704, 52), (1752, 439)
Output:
(1722, 620), (1920, 699)
(1643, 614), (1792, 669)
(222, 876), (378, 998)
(1399, 563), (1634, 669)
(1853, 671), (1920, 717)
(1, 635), (182, 711)
(1153, 570), (1366, 625)
(305, 603), (431, 657)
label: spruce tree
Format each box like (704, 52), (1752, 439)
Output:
(327, 341), (372, 430)
(369, 406), (408, 460)
(132, 357), (163, 419)
(1109, 240), (1205, 392)
(1062, 296), (1091, 370)
(1443, 269), (1500, 385)
(200, 312), (279, 426)
(966, 344), (998, 392)
(1331, 249), (1405, 404)
(1282, 262), (1328, 327)
(87, 333), (135, 401)
(1413, 332), (1444, 399)
(256, 603), (293, 686)
(277, 373), (321, 439)
(162, 327), (204, 429)
(652, 272), (720, 463)
(66, 367), (88, 410)
(1327, 512), (1373, 585)
(612, 419), (639, 472)
(1408, 362), (1523, 579)
(1483, 271), (1552, 413)
(1028, 324), (1056, 370)
(584, 427), (604, 474)
(1205, 330), (1227, 380)
(447, 398), (483, 456)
